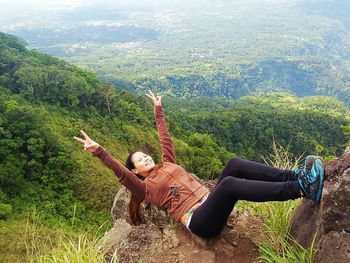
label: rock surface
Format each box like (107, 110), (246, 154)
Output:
(290, 151), (350, 263)
(101, 175), (260, 263)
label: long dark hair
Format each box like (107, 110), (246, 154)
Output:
(125, 152), (144, 225)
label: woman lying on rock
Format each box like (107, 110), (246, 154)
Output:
(74, 90), (324, 239)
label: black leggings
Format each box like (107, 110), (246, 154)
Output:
(188, 157), (301, 239)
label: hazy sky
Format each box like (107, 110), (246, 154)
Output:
(0, 0), (299, 11)
(0, 0), (171, 10)
(0, 0), (162, 24)
(0, 0), (88, 11)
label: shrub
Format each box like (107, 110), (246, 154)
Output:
(0, 203), (12, 219)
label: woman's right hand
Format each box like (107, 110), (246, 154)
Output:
(146, 90), (162, 107)
(73, 130), (100, 153)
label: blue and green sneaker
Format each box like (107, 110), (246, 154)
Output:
(297, 155), (324, 202)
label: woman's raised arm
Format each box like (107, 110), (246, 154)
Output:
(146, 91), (176, 164)
(74, 130), (146, 201)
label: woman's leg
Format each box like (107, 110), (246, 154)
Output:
(189, 176), (300, 238)
(217, 157), (297, 184)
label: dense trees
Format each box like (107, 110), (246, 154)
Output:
(167, 93), (349, 160)
(0, 91), (83, 221)
(106, 58), (350, 108)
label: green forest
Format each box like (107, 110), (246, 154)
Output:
(0, 31), (350, 261)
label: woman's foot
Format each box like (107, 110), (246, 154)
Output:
(297, 156), (324, 202)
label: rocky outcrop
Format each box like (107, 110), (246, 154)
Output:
(100, 176), (260, 263)
(100, 152), (350, 262)
(290, 151), (350, 263)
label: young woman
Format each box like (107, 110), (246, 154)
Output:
(74, 91), (324, 239)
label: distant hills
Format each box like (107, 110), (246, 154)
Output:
(1, 0), (350, 105)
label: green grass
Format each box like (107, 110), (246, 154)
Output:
(248, 141), (317, 262)
(24, 212), (113, 263)
(257, 234), (317, 263)
(0, 219), (28, 262)
(32, 232), (113, 263)
(0, 210), (112, 263)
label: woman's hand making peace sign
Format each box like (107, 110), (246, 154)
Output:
(73, 130), (100, 153)
(146, 90), (162, 107)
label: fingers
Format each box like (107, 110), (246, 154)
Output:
(80, 130), (90, 140)
(146, 90), (162, 106)
(73, 136), (85, 144)
(146, 91), (155, 101)
(148, 90), (155, 98)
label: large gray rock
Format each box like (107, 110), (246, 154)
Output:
(100, 220), (163, 263)
(99, 219), (132, 257)
(290, 151), (350, 263)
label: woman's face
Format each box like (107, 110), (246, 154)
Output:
(131, 152), (155, 177)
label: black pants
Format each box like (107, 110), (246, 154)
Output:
(188, 157), (301, 238)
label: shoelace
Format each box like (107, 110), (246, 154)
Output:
(293, 166), (304, 179)
(299, 170), (318, 197)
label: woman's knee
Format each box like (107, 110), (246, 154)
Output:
(228, 157), (243, 166)
(218, 177), (239, 192)
(223, 157), (243, 172)
(212, 177), (240, 205)
(219, 157), (243, 180)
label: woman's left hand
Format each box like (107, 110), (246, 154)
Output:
(146, 90), (162, 106)
(73, 130), (100, 153)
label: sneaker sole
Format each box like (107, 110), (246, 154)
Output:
(313, 158), (325, 202)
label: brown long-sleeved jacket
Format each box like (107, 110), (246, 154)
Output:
(93, 105), (209, 221)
